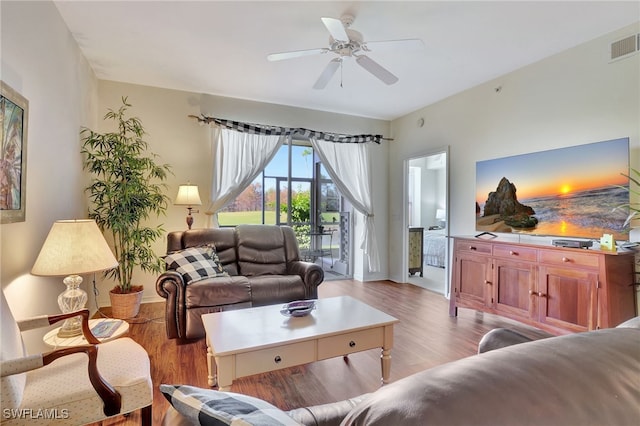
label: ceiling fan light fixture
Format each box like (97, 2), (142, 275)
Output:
(267, 13), (422, 88)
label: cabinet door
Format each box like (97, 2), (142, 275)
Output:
(408, 228), (424, 276)
(493, 259), (536, 318)
(454, 252), (491, 308)
(538, 266), (598, 333)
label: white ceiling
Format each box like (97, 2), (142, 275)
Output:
(54, 1), (640, 120)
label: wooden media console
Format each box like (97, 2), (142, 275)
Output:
(450, 236), (637, 334)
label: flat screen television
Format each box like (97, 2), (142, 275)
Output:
(475, 137), (630, 241)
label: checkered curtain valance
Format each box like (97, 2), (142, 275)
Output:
(194, 116), (383, 144)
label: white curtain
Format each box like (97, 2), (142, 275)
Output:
(205, 126), (285, 227)
(310, 138), (380, 272)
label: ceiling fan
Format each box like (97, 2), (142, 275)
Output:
(267, 14), (424, 89)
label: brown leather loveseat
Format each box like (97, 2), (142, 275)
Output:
(156, 224), (324, 339)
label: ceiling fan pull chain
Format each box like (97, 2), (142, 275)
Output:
(340, 59), (344, 88)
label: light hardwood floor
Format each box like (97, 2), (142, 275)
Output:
(95, 279), (543, 425)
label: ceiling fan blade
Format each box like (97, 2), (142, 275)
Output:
(321, 17), (349, 42)
(355, 55), (398, 85)
(267, 48), (328, 61)
(364, 38), (425, 52)
(313, 58), (341, 90)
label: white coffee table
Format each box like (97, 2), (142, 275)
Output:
(202, 296), (399, 390)
(43, 318), (129, 347)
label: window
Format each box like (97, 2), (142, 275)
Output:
(218, 139), (350, 277)
(317, 163), (340, 226)
(218, 141), (315, 227)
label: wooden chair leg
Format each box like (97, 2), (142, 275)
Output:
(141, 405), (152, 426)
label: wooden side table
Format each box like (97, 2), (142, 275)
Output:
(43, 318), (129, 347)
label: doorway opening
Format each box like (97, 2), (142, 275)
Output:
(404, 148), (449, 295)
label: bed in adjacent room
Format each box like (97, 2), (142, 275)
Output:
(423, 232), (446, 268)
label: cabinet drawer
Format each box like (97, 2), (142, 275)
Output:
(318, 328), (383, 360)
(455, 240), (492, 255)
(235, 341), (315, 377)
(538, 249), (599, 268)
(493, 244), (537, 261)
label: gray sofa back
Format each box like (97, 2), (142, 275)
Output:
(341, 326), (640, 425)
(162, 324), (640, 425)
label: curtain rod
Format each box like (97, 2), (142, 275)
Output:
(188, 115), (394, 142)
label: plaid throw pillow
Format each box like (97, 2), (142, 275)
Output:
(164, 247), (228, 284)
(160, 384), (302, 425)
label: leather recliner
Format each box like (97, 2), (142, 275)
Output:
(156, 224), (324, 339)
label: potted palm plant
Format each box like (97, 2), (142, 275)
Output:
(615, 168), (640, 289)
(625, 168), (639, 282)
(622, 168), (640, 231)
(81, 97), (172, 318)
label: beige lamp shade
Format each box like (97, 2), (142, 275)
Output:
(32, 219), (118, 277)
(174, 184), (202, 206)
(32, 219), (118, 337)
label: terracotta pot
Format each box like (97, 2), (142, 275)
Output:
(109, 289), (143, 319)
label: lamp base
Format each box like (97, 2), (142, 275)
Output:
(57, 324), (82, 338)
(57, 274), (88, 338)
(185, 206), (199, 230)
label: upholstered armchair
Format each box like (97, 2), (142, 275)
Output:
(0, 292), (153, 425)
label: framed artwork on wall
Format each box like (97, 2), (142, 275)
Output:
(1, 81), (28, 224)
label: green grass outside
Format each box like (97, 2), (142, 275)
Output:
(218, 210), (277, 225)
(218, 210), (341, 226)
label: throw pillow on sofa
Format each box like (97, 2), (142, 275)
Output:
(164, 246), (228, 284)
(160, 384), (301, 425)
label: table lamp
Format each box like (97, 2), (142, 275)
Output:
(32, 219), (118, 337)
(174, 183), (202, 229)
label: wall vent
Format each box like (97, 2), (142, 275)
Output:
(609, 34), (639, 62)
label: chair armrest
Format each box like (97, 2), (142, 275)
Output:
(156, 271), (187, 339)
(17, 309), (99, 344)
(287, 260), (324, 299)
(2, 345), (122, 417)
(1, 354), (43, 376)
(156, 270), (186, 298)
(616, 316), (640, 329)
(287, 393), (371, 426)
(477, 328), (553, 354)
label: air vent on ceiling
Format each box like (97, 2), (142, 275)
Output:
(609, 34), (639, 62)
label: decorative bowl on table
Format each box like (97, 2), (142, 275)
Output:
(280, 300), (316, 317)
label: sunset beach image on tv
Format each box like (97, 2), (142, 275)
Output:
(475, 138), (630, 241)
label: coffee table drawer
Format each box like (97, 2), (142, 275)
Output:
(235, 341), (316, 377)
(318, 328), (383, 360)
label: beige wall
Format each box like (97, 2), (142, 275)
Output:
(95, 81), (390, 304)
(1, 0), (98, 353)
(388, 23), (640, 292)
